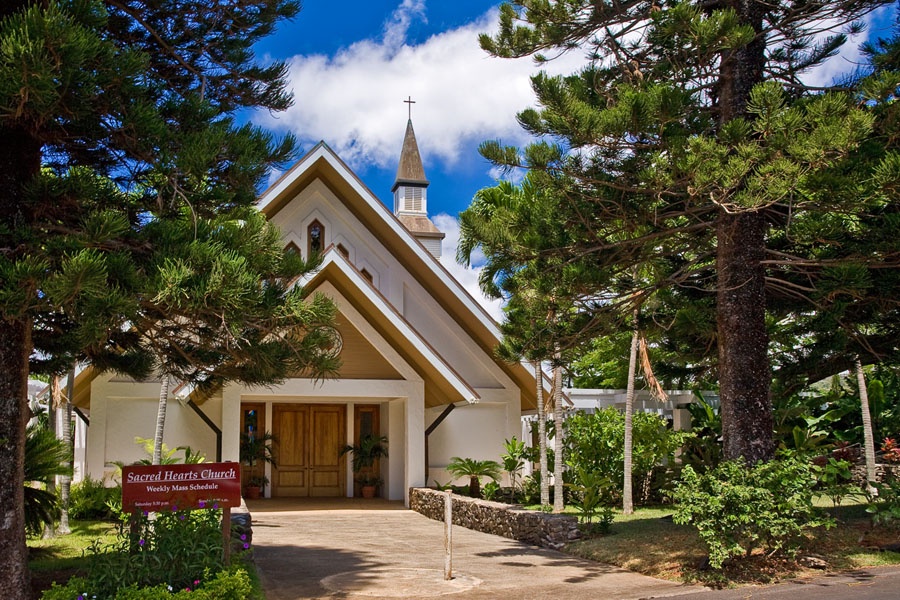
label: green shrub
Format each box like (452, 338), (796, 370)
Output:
(42, 566), (252, 600)
(566, 467), (615, 534)
(55, 506), (228, 598)
(670, 452), (830, 569)
(481, 481), (501, 501)
(815, 457), (862, 509)
(69, 477), (120, 520)
(520, 474), (539, 505)
(565, 408), (689, 504)
(866, 477), (900, 525)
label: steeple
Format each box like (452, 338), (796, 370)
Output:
(392, 100), (444, 259)
(392, 117), (429, 210)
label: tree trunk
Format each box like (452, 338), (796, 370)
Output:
(552, 356), (565, 513)
(0, 318), (33, 599)
(717, 212), (773, 463)
(44, 376), (62, 539)
(152, 376), (170, 466)
(623, 307), (639, 515)
(715, 1), (774, 465)
(856, 358), (878, 494)
(534, 361), (550, 506)
(58, 369), (75, 535)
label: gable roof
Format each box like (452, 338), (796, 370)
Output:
(260, 143), (538, 410)
(304, 249), (480, 409)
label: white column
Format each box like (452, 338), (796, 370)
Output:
(346, 402), (355, 498)
(221, 385), (241, 462)
(85, 386), (108, 483)
(404, 385), (425, 506)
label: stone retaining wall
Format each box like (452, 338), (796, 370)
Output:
(409, 487), (580, 550)
(851, 463), (900, 485)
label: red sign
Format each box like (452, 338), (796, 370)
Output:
(122, 462), (242, 512)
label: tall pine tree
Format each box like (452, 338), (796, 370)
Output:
(479, 0), (897, 464)
(0, 2), (321, 595)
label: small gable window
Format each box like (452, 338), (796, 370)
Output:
(285, 241), (301, 255)
(337, 243), (349, 259)
(307, 220), (324, 256)
(360, 268), (373, 283)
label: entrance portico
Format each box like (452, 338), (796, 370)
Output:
(222, 377), (426, 503)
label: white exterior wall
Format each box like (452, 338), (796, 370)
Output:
(85, 375), (218, 483)
(426, 389), (520, 487)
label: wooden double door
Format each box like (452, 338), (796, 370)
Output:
(272, 404), (346, 497)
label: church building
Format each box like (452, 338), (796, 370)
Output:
(71, 117), (539, 504)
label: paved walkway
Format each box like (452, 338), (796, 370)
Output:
(245, 498), (704, 599)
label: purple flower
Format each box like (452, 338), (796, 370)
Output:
(172, 505), (178, 512)
(240, 534), (246, 541)
(179, 514), (185, 520)
(213, 502), (219, 509)
(198, 501), (206, 508)
(243, 543), (250, 549)
(139, 539), (145, 546)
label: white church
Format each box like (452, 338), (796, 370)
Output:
(69, 117), (540, 505)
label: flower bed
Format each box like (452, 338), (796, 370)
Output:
(409, 487), (580, 549)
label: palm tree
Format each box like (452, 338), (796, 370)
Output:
(447, 457), (501, 499)
(24, 423), (71, 536)
(855, 358), (878, 495)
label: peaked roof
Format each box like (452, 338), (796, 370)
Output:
(392, 119), (429, 191)
(259, 143), (538, 411)
(304, 249), (479, 408)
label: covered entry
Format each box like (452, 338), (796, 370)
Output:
(271, 404), (346, 497)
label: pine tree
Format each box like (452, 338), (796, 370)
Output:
(0, 2), (315, 595)
(479, 0), (897, 464)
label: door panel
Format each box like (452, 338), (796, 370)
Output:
(273, 405), (309, 497)
(272, 403), (345, 497)
(309, 405), (345, 496)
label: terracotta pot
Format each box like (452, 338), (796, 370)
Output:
(361, 485), (376, 499)
(245, 485), (261, 500)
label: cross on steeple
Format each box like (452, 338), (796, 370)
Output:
(404, 96), (415, 119)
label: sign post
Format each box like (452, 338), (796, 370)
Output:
(122, 462), (242, 564)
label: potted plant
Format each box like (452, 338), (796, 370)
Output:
(240, 432), (276, 499)
(245, 475), (269, 500)
(340, 434), (388, 498)
(356, 473), (384, 499)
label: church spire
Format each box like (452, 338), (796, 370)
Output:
(392, 106), (429, 194)
(392, 98), (444, 259)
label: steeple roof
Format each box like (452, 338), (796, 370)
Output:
(392, 119), (429, 191)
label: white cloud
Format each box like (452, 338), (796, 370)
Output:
(435, 213), (505, 322)
(799, 6), (894, 87)
(254, 4), (582, 173)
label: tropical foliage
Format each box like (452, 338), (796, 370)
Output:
(446, 457), (502, 499)
(24, 423), (72, 536)
(671, 452), (829, 569)
(0, 1), (329, 593)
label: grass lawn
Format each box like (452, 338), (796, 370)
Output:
(26, 520), (264, 599)
(563, 502), (900, 587)
(27, 520), (118, 597)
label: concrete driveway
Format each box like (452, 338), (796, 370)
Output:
(246, 498), (704, 599)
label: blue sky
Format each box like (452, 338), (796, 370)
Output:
(250, 0), (897, 318)
(252, 0), (559, 222)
